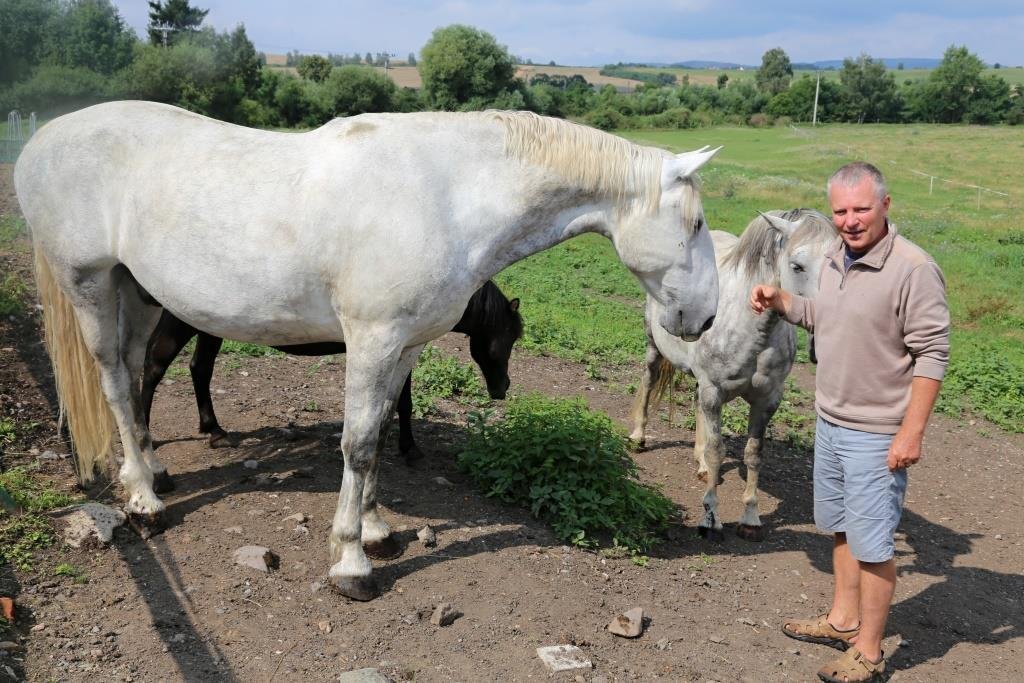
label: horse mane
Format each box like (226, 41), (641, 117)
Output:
(463, 280), (523, 337)
(488, 110), (672, 216)
(722, 208), (835, 283)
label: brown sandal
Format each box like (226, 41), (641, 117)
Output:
(817, 647), (885, 683)
(782, 613), (859, 651)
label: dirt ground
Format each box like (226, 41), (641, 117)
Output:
(1, 163), (1022, 682)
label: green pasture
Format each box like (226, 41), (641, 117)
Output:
(497, 123), (1024, 432)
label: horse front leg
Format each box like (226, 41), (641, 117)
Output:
(628, 336), (666, 449)
(736, 393), (781, 542)
(328, 338), (410, 601)
(189, 332), (228, 447)
(396, 373), (425, 464)
(362, 346), (422, 560)
(696, 386), (725, 542)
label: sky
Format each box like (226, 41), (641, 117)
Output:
(114, 1), (1024, 67)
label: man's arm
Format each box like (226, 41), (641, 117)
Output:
(887, 376), (942, 471)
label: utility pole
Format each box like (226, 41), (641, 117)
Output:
(812, 71), (821, 126)
(152, 23), (173, 48)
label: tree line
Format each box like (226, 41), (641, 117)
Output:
(1, 1), (1020, 130)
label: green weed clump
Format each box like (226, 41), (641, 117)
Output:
(937, 343), (1024, 432)
(458, 393), (675, 554)
(0, 272), (27, 316)
(411, 345), (487, 417)
(0, 466), (81, 570)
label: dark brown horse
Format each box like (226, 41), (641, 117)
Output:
(141, 281), (521, 474)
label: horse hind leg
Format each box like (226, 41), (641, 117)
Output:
(116, 268), (170, 508)
(736, 395), (781, 542)
(53, 265), (166, 528)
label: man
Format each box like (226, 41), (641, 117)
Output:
(750, 162), (949, 683)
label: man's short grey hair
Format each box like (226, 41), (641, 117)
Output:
(827, 162), (888, 201)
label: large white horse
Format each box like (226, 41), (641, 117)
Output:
(15, 101), (720, 600)
(629, 209), (835, 541)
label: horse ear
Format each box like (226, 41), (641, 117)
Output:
(662, 146), (722, 186)
(758, 211), (803, 237)
(509, 298), (520, 312)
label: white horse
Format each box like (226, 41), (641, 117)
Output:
(15, 101), (720, 600)
(629, 209), (835, 541)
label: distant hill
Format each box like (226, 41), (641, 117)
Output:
(667, 60), (754, 70)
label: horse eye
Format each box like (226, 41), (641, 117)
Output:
(791, 263), (805, 273)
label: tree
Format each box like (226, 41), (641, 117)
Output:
(364, 52), (372, 65)
(909, 45), (1009, 123)
(717, 73), (729, 89)
(0, 0), (60, 84)
(48, 0), (136, 75)
(756, 47), (792, 95)
(297, 54), (332, 83)
(837, 54), (901, 123)
(147, 0), (207, 46)
(418, 24), (516, 110)
(766, 74), (840, 122)
(316, 65), (396, 119)
(407, 52), (416, 66)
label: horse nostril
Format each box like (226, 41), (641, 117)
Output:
(701, 315), (715, 333)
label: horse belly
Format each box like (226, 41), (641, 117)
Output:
(131, 257), (343, 346)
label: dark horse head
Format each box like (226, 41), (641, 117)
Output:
(454, 280), (523, 400)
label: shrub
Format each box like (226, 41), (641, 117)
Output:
(458, 393), (675, 552)
(584, 107), (625, 131)
(411, 345), (486, 417)
(748, 112), (770, 127)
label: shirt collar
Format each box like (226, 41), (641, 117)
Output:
(827, 220), (897, 271)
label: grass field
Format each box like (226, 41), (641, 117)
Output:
(496, 123), (1024, 432)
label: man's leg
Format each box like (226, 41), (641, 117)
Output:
(854, 558), (895, 663)
(827, 532), (861, 631)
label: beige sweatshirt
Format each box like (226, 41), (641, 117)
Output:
(784, 225), (950, 434)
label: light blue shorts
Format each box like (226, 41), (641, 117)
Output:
(813, 417), (907, 563)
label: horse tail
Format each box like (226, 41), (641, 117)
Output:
(648, 356), (677, 423)
(34, 246), (115, 484)
(631, 355), (677, 429)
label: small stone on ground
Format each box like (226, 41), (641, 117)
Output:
(232, 545), (279, 572)
(57, 502), (126, 548)
(417, 525), (437, 547)
(430, 602), (460, 626)
(536, 645), (592, 672)
(608, 607), (644, 638)
(337, 668), (393, 682)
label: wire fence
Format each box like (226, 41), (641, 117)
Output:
(2, 111), (37, 163)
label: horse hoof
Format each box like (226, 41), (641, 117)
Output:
(128, 511), (167, 540)
(402, 445), (426, 466)
(697, 526), (724, 543)
(364, 535), (403, 560)
(151, 470), (175, 494)
(628, 438), (646, 452)
(208, 430), (230, 448)
(736, 524), (767, 542)
(332, 575), (380, 602)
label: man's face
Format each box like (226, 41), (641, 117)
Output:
(829, 176), (890, 253)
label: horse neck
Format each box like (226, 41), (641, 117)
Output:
(452, 284), (496, 336)
(476, 199), (613, 279)
(721, 261), (785, 343)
